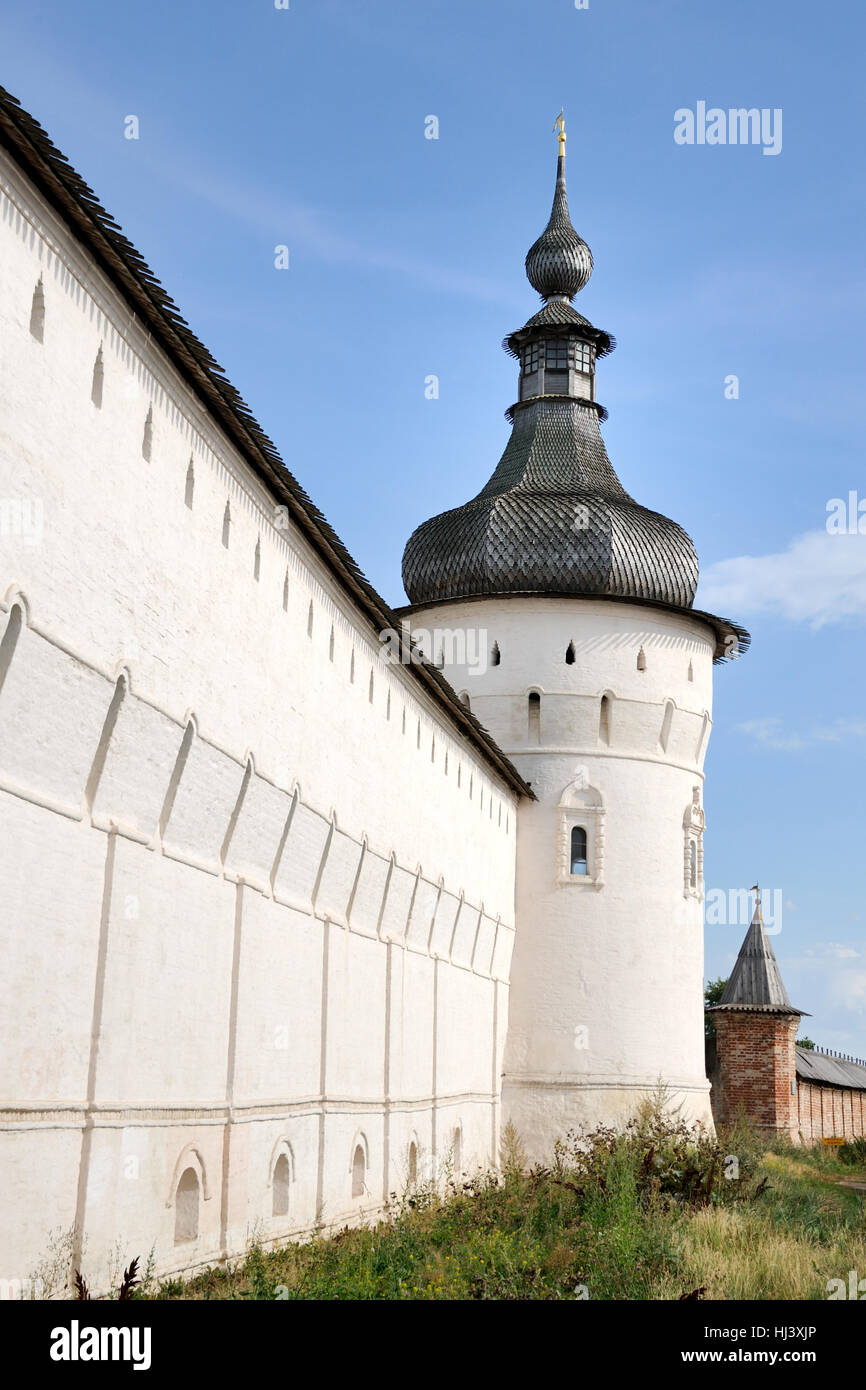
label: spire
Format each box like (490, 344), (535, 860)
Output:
(714, 889), (804, 1014)
(525, 113), (593, 302)
(400, 120), (751, 663)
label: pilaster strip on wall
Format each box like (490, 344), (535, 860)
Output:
(72, 825), (117, 1276)
(219, 879), (245, 1260)
(315, 919), (331, 1223)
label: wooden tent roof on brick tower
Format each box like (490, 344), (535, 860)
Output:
(711, 891), (806, 1015)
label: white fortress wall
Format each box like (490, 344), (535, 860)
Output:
(0, 148), (518, 1289)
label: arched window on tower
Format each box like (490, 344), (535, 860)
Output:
(689, 839), (697, 890)
(558, 773), (604, 888)
(528, 691), (541, 743)
(565, 641), (576, 665)
(185, 458), (195, 509)
(637, 647), (647, 672)
(570, 825), (588, 876)
(174, 1167), (200, 1244)
(491, 641), (501, 666)
(408, 1142), (418, 1186)
(659, 700), (674, 753)
(599, 694), (611, 745)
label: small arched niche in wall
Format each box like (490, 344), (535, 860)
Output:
(451, 1126), (463, 1175)
(271, 1147), (292, 1219)
(351, 1141), (367, 1199)
(174, 1167), (200, 1244)
(90, 346), (104, 409)
(29, 277), (45, 342)
(565, 640), (576, 665)
(142, 405), (153, 462)
(557, 768), (605, 890)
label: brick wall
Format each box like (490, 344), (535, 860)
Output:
(797, 1081), (866, 1143)
(711, 1012), (866, 1143)
(711, 1011), (800, 1136)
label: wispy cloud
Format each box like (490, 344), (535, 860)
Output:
(738, 715), (866, 753)
(170, 165), (524, 307)
(737, 718), (807, 752)
(699, 530), (866, 627)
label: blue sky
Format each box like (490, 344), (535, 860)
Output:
(4, 0), (865, 1051)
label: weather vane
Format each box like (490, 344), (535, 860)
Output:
(750, 882), (761, 908)
(553, 108), (566, 152)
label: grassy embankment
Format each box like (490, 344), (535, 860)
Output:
(136, 1101), (866, 1301)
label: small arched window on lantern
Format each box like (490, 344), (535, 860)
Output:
(689, 839), (697, 890)
(571, 340), (594, 374)
(570, 825), (588, 876)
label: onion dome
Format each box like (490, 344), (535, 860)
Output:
(525, 150), (593, 299)
(401, 119), (750, 662)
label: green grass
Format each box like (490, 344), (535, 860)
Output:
(139, 1110), (866, 1301)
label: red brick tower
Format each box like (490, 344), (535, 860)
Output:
(708, 890), (807, 1138)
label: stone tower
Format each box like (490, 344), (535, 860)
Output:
(708, 893), (806, 1138)
(399, 122), (749, 1158)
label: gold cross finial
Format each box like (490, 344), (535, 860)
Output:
(553, 108), (566, 152)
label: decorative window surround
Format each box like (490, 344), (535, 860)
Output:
(683, 786), (705, 900)
(557, 766), (605, 890)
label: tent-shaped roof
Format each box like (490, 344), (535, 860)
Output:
(709, 892), (806, 1015)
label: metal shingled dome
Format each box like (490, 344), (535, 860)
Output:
(525, 155), (593, 299)
(402, 399), (699, 607)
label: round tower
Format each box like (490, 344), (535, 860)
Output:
(398, 120), (749, 1157)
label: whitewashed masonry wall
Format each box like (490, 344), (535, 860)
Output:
(0, 147), (518, 1291)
